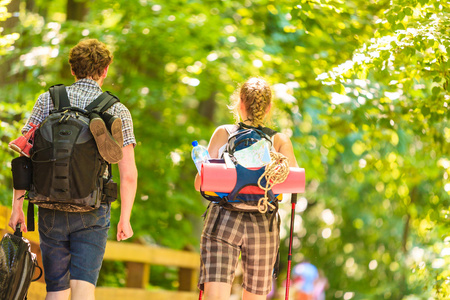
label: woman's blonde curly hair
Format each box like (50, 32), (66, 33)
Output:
(229, 77), (272, 127)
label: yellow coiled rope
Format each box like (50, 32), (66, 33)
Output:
(257, 151), (290, 213)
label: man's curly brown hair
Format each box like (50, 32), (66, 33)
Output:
(69, 39), (113, 80)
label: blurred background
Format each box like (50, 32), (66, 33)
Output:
(1, 0), (449, 299)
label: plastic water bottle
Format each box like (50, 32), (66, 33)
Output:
(191, 141), (210, 175)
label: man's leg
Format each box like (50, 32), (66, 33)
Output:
(45, 289), (70, 300)
(69, 204), (110, 295)
(39, 208), (72, 297)
(44, 280), (95, 300)
(70, 279), (96, 300)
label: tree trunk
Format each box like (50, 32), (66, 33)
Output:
(66, 0), (88, 22)
(199, 90), (217, 122)
(25, 0), (35, 13)
(0, 0), (19, 30)
(0, 0), (20, 86)
(397, 186), (418, 299)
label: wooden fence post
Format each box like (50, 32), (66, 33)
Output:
(178, 267), (198, 291)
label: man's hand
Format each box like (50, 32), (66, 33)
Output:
(9, 189), (27, 232)
(116, 218), (133, 241)
(8, 207), (27, 232)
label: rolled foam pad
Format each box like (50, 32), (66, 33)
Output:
(201, 163), (305, 194)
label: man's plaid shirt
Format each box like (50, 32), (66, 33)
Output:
(23, 78), (136, 147)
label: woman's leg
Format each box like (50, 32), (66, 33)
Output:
(204, 282), (232, 300)
(199, 206), (243, 299)
(242, 289), (268, 300)
(241, 212), (280, 297)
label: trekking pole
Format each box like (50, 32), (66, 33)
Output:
(285, 193), (298, 300)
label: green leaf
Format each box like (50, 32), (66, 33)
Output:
(404, 7), (413, 16)
(432, 86), (441, 95)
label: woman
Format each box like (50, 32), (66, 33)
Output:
(194, 77), (298, 300)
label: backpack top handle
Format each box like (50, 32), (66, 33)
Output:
(49, 84), (71, 110)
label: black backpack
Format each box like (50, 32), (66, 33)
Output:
(0, 226), (42, 300)
(201, 122), (279, 213)
(27, 84), (119, 218)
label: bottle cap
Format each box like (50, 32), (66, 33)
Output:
(192, 141), (198, 147)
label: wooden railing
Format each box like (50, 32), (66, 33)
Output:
(0, 205), (200, 300)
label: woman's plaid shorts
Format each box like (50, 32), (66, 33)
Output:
(198, 204), (280, 295)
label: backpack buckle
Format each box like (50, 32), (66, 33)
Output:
(223, 153), (236, 168)
(59, 111), (71, 123)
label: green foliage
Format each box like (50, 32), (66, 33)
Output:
(313, 0), (450, 298)
(1, 0), (450, 298)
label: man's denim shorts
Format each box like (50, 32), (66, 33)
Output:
(38, 203), (110, 292)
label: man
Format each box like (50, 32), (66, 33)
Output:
(8, 38), (138, 300)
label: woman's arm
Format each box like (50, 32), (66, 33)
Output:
(194, 126), (229, 191)
(274, 133), (299, 168)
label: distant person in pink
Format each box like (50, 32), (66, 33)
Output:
(292, 262), (328, 300)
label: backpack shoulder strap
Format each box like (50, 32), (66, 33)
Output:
(261, 127), (277, 137)
(49, 84), (70, 110)
(223, 124), (240, 136)
(85, 91), (120, 113)
(238, 122), (277, 137)
(237, 122), (277, 140)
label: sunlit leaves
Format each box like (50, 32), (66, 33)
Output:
(1, 0), (450, 297)
(0, 0), (11, 21)
(308, 0), (450, 297)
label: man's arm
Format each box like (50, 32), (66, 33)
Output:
(8, 189), (27, 232)
(9, 95), (45, 232)
(116, 144), (138, 241)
